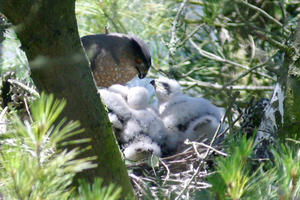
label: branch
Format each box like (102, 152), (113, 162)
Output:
(234, 3), (286, 40)
(254, 30), (290, 54)
(176, 0), (204, 6)
(180, 79), (274, 91)
(168, 0), (188, 67)
(189, 38), (274, 80)
(225, 60), (272, 86)
(178, 23), (204, 47)
(7, 79), (39, 97)
(175, 105), (228, 200)
(237, 0), (290, 34)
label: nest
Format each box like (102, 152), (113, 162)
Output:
(127, 140), (227, 199)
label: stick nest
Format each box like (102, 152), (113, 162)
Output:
(127, 141), (225, 199)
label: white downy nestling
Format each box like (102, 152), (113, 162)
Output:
(123, 135), (161, 161)
(151, 77), (223, 151)
(99, 89), (132, 140)
(101, 85), (166, 160)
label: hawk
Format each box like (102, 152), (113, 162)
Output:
(81, 33), (151, 87)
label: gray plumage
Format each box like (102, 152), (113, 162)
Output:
(108, 84), (129, 100)
(123, 135), (161, 161)
(100, 84), (166, 160)
(127, 86), (150, 110)
(151, 77), (223, 151)
(124, 86), (167, 146)
(99, 89), (132, 140)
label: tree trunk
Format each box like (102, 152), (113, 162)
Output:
(282, 21), (300, 137)
(0, 14), (6, 59)
(254, 20), (300, 157)
(0, 0), (134, 198)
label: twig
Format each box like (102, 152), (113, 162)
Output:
(130, 174), (148, 197)
(196, 142), (227, 156)
(254, 30), (291, 55)
(151, 65), (169, 77)
(249, 0), (267, 22)
(175, 108), (227, 200)
(217, 113), (243, 139)
(7, 79), (39, 97)
(178, 23), (204, 47)
(189, 38), (273, 80)
(234, 3), (285, 40)
(181, 66), (202, 78)
(0, 107), (8, 121)
(180, 78), (274, 91)
(168, 0), (188, 67)
(176, 0), (204, 6)
(249, 35), (256, 62)
(225, 62), (269, 86)
(150, 155), (157, 177)
(279, 0), (287, 26)
(159, 159), (170, 186)
(237, 0), (290, 34)
(191, 140), (202, 159)
(23, 97), (33, 123)
(226, 89), (239, 133)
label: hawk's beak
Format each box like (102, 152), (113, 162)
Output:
(138, 71), (146, 79)
(135, 64), (150, 79)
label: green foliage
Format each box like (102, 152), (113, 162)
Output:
(75, 0), (174, 75)
(206, 135), (300, 200)
(0, 29), (30, 80)
(2, 0), (300, 199)
(208, 135), (255, 199)
(76, 178), (122, 200)
(75, 0), (297, 107)
(272, 144), (300, 199)
(0, 93), (121, 200)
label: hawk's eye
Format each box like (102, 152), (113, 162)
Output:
(135, 58), (142, 64)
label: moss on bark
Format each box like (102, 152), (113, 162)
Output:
(0, 0), (134, 198)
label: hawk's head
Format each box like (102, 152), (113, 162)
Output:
(129, 35), (152, 79)
(81, 33), (152, 87)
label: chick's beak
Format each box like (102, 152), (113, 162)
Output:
(150, 80), (155, 87)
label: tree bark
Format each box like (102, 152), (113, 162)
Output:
(254, 20), (300, 157)
(0, 0), (134, 198)
(0, 14), (6, 59)
(282, 21), (300, 136)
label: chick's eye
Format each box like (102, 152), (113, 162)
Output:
(162, 82), (170, 90)
(135, 58), (142, 64)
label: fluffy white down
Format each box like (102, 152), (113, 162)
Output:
(102, 79), (223, 156)
(108, 113), (123, 129)
(127, 86), (150, 110)
(152, 78), (222, 150)
(123, 136), (161, 161)
(185, 115), (221, 141)
(99, 89), (132, 127)
(101, 85), (167, 154)
(120, 119), (142, 143)
(130, 108), (167, 145)
(154, 77), (182, 103)
(124, 85), (167, 145)
(108, 84), (129, 100)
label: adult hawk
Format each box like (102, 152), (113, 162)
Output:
(81, 33), (151, 87)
